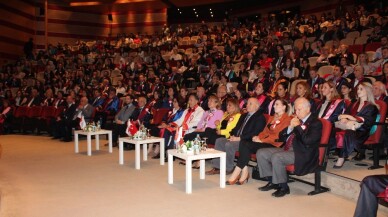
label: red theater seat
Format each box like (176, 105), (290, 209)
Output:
(286, 118), (332, 195)
(362, 100), (387, 170)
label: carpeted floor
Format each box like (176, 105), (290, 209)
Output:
(0, 134), (387, 217)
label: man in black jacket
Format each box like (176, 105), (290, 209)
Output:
(257, 97), (322, 197)
(206, 97), (266, 175)
(52, 95), (77, 141)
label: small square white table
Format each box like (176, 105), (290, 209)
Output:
(118, 136), (165, 169)
(168, 149), (226, 194)
(74, 130), (113, 156)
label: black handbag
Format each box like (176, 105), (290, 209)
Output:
(252, 166), (267, 181)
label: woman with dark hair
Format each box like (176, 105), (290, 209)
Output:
(254, 82), (271, 114)
(340, 57), (355, 80)
(148, 91), (163, 109)
(150, 97), (185, 159)
(340, 81), (356, 104)
(298, 58), (311, 79)
(234, 88), (248, 110)
(299, 41), (314, 59)
(281, 57), (297, 80)
(226, 99), (291, 185)
(268, 81), (290, 115)
(162, 87), (177, 109)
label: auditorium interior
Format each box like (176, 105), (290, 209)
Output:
(0, 0), (387, 216)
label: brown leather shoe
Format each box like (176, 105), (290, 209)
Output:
(205, 168), (220, 175)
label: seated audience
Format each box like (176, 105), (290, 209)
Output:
(208, 98), (266, 175)
(183, 95), (224, 141)
(226, 99), (291, 185)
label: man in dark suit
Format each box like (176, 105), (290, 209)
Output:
(90, 89), (105, 108)
(351, 65), (372, 88)
(196, 86), (209, 111)
(109, 95), (137, 147)
(329, 65), (347, 92)
(272, 49), (286, 70)
(245, 53), (256, 71)
(52, 91), (67, 108)
(52, 95), (77, 141)
(257, 97), (322, 197)
(131, 95), (152, 129)
(354, 175), (388, 217)
(206, 97), (266, 175)
(307, 67), (325, 98)
(23, 88), (41, 107)
(61, 96), (94, 142)
(133, 73), (150, 96)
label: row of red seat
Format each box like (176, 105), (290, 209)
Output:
(347, 42), (381, 56)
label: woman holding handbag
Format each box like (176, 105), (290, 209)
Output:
(333, 82), (379, 168)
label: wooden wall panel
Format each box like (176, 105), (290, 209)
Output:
(0, 0), (35, 62)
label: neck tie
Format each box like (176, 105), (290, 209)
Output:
(237, 114), (251, 136)
(284, 120), (303, 151)
(283, 133), (294, 151)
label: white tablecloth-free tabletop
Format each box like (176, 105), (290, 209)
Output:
(118, 136), (165, 169)
(74, 130), (113, 156)
(167, 149), (226, 194)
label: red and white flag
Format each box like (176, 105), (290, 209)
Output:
(126, 120), (138, 136)
(79, 116), (86, 129)
(174, 126), (184, 146)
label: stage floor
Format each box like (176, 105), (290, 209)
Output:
(0, 135), (387, 217)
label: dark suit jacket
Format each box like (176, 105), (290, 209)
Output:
(230, 110), (266, 141)
(61, 103), (77, 121)
(24, 96), (42, 107)
(278, 114), (322, 176)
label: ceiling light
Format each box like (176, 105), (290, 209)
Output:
(193, 8), (196, 11)
(210, 8), (212, 11)
(70, 1), (100, 6)
(211, 15), (213, 17)
(196, 15), (198, 17)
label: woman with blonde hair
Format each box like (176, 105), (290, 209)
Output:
(334, 82), (379, 168)
(316, 81), (347, 149)
(183, 95), (224, 142)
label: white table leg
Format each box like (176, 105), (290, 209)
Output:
(108, 132), (113, 153)
(95, 134), (100, 151)
(220, 154), (226, 188)
(135, 143), (141, 170)
(160, 140), (165, 165)
(168, 153), (173, 184)
(199, 159), (205, 180)
(87, 135), (92, 156)
(74, 133), (79, 153)
(186, 159), (192, 194)
(119, 140), (124, 165)
(143, 143), (148, 161)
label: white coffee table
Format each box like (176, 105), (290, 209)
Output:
(74, 130), (113, 156)
(167, 149), (226, 194)
(118, 136), (165, 169)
